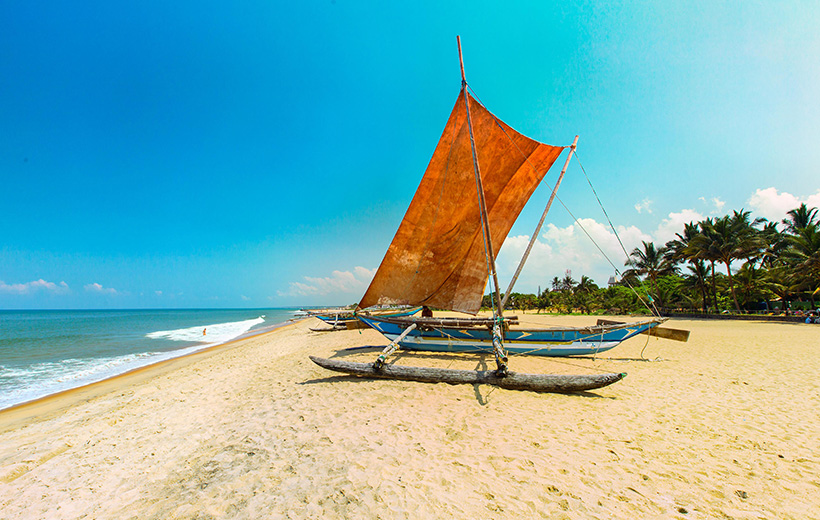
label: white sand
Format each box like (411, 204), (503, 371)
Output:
(1, 315), (818, 519)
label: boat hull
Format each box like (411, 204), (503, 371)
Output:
(359, 315), (663, 357)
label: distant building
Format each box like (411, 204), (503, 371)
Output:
(608, 276), (618, 287)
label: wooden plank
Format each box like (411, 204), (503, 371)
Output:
(597, 319), (690, 342)
(344, 320), (369, 330)
(309, 356), (626, 393)
(644, 326), (690, 342)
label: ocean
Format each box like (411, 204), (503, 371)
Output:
(0, 308), (300, 410)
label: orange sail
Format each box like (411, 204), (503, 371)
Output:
(359, 90), (565, 314)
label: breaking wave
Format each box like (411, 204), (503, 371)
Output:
(146, 316), (265, 345)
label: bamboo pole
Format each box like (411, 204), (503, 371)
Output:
(500, 135), (578, 312)
(374, 323), (418, 369)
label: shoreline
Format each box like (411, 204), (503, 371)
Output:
(1, 315), (818, 518)
(0, 319), (303, 433)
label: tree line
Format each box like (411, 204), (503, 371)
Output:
(486, 203), (820, 314)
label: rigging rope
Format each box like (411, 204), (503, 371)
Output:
(574, 152), (632, 262)
(574, 152), (662, 316)
(466, 85), (659, 317)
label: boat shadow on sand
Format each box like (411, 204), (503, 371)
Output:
(300, 346), (617, 402)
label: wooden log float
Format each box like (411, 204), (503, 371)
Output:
(309, 326), (347, 332)
(596, 319), (690, 342)
(310, 320), (368, 332)
(309, 356), (626, 393)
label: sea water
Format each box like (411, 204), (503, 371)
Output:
(0, 308), (298, 410)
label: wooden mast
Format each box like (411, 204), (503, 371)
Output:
(500, 135), (579, 312)
(457, 36), (504, 319)
(458, 36), (508, 376)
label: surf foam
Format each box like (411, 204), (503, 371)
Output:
(146, 316), (265, 345)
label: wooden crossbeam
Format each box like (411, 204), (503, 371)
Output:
(597, 319), (690, 342)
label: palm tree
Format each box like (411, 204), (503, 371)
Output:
(666, 222), (707, 312)
(700, 216), (743, 310)
(560, 272), (576, 292)
(683, 260), (711, 312)
(731, 210), (766, 307)
(784, 224), (820, 306)
(574, 275), (600, 314)
(665, 222), (700, 263)
(759, 221), (788, 269)
(575, 275), (596, 293)
(732, 210), (766, 261)
(692, 211), (762, 312)
(734, 264), (773, 309)
(762, 266), (793, 311)
(783, 203), (819, 234)
(535, 291), (552, 313)
(687, 218), (721, 311)
(626, 241), (672, 308)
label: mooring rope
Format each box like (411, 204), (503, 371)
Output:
(639, 332), (652, 360)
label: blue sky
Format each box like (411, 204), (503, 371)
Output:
(2, 1), (819, 309)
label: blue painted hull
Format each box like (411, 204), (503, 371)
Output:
(359, 315), (664, 357)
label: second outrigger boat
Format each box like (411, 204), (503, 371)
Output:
(310, 38), (685, 392)
(305, 306), (421, 331)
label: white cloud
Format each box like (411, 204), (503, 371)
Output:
(241, 295), (250, 301)
(653, 209), (705, 244)
(698, 196), (727, 215)
(0, 279), (69, 295)
(747, 187), (820, 222)
(280, 266), (377, 298)
(84, 282), (118, 295)
(496, 210), (715, 289)
(155, 290), (163, 296)
(634, 198), (653, 214)
(496, 218), (651, 288)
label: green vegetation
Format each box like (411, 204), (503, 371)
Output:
(486, 203), (820, 315)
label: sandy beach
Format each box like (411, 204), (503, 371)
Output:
(1, 315), (818, 519)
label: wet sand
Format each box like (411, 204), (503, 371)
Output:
(1, 315), (818, 519)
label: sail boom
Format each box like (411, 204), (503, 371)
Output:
(500, 135), (578, 312)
